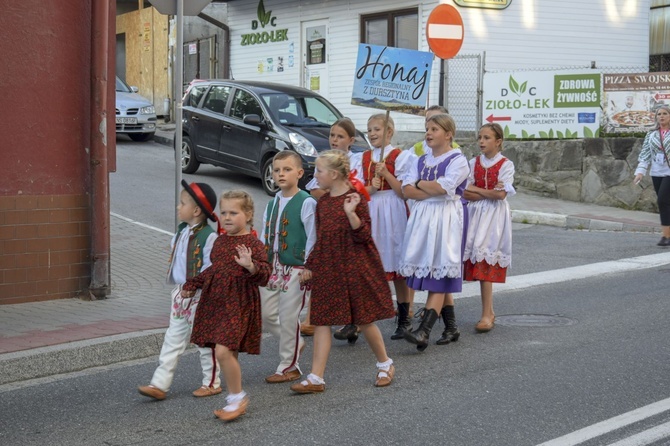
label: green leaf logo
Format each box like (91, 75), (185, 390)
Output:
(257, 0), (272, 28)
(509, 76), (527, 97)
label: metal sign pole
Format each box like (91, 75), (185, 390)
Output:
(174, 0), (183, 231)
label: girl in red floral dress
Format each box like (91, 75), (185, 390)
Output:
(182, 190), (271, 422)
(462, 123), (515, 333)
(290, 150), (396, 394)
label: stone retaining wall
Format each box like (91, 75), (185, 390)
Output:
(397, 133), (658, 213)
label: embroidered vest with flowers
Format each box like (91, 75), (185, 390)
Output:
(473, 156), (507, 190)
(264, 190), (313, 266)
(167, 221), (215, 280)
(362, 148), (402, 190)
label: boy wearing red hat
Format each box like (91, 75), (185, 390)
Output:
(138, 180), (222, 400)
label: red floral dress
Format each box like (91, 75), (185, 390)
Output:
(183, 233), (271, 354)
(306, 189), (395, 326)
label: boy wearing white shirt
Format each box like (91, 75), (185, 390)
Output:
(138, 181), (222, 400)
(260, 151), (317, 383)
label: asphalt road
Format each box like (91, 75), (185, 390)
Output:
(1, 138), (668, 446)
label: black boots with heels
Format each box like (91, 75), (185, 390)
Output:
(436, 305), (460, 345)
(403, 308), (439, 351)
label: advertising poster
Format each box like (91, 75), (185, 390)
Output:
(482, 70), (601, 138)
(351, 44), (434, 115)
(603, 72), (670, 133)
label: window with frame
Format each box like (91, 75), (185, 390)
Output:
(360, 8), (418, 50)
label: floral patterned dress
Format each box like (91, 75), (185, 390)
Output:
(306, 189), (395, 326)
(183, 233), (271, 354)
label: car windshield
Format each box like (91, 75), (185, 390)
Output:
(261, 93), (340, 127)
(115, 77), (132, 93)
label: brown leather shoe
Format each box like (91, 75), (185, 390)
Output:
(300, 324), (315, 336)
(192, 386), (223, 397)
(374, 364), (395, 387)
(265, 369), (301, 384)
(214, 396), (249, 422)
(290, 379), (325, 394)
(138, 385), (167, 400)
(475, 317), (495, 333)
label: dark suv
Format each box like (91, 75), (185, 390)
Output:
(180, 80), (368, 195)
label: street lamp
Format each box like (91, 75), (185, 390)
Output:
(147, 0), (212, 230)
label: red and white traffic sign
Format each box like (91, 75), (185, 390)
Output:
(426, 4), (464, 59)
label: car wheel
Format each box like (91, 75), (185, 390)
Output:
(261, 156), (279, 196)
(128, 132), (154, 142)
(181, 135), (200, 174)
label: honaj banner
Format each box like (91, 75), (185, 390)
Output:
(351, 44), (434, 116)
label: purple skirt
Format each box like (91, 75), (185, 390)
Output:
(406, 199), (468, 294)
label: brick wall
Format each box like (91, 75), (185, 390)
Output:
(0, 195), (91, 304)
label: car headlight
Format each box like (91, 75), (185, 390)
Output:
(140, 106), (155, 115)
(288, 133), (318, 157)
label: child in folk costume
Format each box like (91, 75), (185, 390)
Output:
(358, 113), (414, 342)
(399, 114), (470, 351)
(138, 181), (222, 401)
(181, 190), (271, 422)
(260, 151), (316, 383)
(304, 118), (363, 340)
(462, 123), (515, 332)
(402, 105), (459, 337)
(290, 150), (396, 394)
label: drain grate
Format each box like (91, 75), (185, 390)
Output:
(495, 314), (577, 327)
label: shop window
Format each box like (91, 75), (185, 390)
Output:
(361, 8), (418, 50)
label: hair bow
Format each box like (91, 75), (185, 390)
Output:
(348, 169), (371, 202)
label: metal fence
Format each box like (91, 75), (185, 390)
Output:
(444, 53), (483, 132)
(183, 35), (218, 91)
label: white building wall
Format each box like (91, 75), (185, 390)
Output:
(228, 0), (650, 138)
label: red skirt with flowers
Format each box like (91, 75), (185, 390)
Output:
(463, 260), (507, 283)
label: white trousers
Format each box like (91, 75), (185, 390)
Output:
(260, 259), (309, 374)
(150, 286), (221, 392)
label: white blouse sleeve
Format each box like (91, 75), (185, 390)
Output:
(466, 157), (476, 187)
(401, 154), (420, 187)
(350, 151), (364, 182)
(201, 232), (218, 271)
(305, 177), (319, 191)
(394, 150), (418, 183)
(497, 159), (516, 197)
(301, 198), (317, 261)
(436, 155), (470, 197)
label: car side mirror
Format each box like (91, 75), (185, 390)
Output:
(130, 86), (139, 93)
(243, 114), (265, 127)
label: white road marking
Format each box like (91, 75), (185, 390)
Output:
(111, 212), (173, 236)
(536, 397), (670, 446)
(607, 420), (670, 446)
(427, 23), (463, 39)
(412, 252), (670, 304)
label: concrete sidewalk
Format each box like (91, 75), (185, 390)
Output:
(0, 128), (663, 386)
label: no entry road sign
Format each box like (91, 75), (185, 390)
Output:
(426, 4), (464, 59)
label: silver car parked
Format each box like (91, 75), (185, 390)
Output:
(115, 76), (157, 142)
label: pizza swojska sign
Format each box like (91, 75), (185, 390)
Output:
(351, 44), (434, 116)
(603, 72), (670, 133)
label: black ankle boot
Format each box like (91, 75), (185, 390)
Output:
(436, 305), (460, 345)
(403, 308), (439, 351)
(333, 324), (359, 344)
(391, 302), (412, 340)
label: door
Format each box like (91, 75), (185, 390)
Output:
(193, 85), (231, 164)
(301, 21), (329, 99)
(219, 88), (267, 174)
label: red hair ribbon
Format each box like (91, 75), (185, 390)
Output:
(348, 169), (371, 202)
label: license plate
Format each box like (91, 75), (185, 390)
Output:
(116, 117), (137, 124)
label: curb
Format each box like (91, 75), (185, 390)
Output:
(511, 210), (659, 233)
(0, 330), (166, 386)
